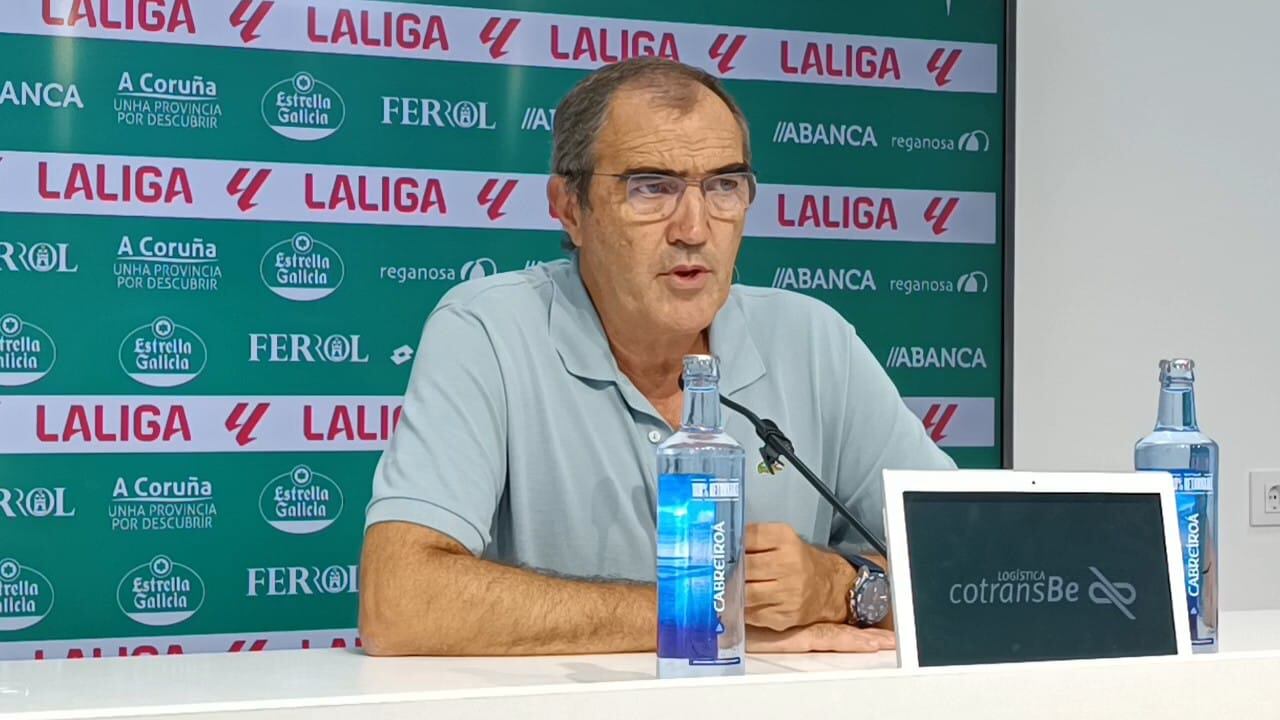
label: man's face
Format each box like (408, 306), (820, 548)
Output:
(569, 85), (748, 338)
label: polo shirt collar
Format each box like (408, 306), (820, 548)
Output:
(549, 260), (766, 396)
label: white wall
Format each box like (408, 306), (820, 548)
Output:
(1015, 2), (1280, 610)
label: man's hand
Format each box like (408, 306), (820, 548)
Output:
(744, 522), (856, 631)
(747, 623), (895, 653)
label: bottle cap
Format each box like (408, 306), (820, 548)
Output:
(1159, 358), (1196, 382)
(682, 354), (719, 383)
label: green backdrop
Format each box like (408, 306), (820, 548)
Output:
(0, 0), (1006, 659)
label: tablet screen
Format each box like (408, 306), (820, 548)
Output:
(902, 491), (1180, 666)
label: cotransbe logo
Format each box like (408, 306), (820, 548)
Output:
(0, 558), (55, 631)
(117, 555), (205, 627)
(260, 232), (344, 301)
(119, 317), (207, 387)
(0, 313), (56, 387)
(948, 566), (1139, 620)
(262, 72), (345, 141)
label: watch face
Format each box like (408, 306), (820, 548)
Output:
(856, 574), (892, 626)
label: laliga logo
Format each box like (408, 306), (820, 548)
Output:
(1088, 566), (1137, 620)
(262, 72), (345, 141)
(260, 232), (345, 301)
(0, 557), (55, 631)
(0, 313), (57, 387)
(927, 48), (962, 87)
(231, 0), (274, 44)
(117, 555), (205, 627)
(119, 316), (207, 388)
(479, 17), (520, 59)
(709, 33), (747, 74)
(259, 465), (344, 535)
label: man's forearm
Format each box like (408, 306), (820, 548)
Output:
(361, 526), (656, 656)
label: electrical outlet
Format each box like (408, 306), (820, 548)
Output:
(1250, 470), (1280, 527)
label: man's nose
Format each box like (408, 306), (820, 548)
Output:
(667, 184), (711, 246)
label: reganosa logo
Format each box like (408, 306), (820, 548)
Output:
(260, 232), (344, 301)
(262, 72), (345, 141)
(949, 567), (1138, 619)
(117, 555), (205, 627)
(0, 313), (56, 387)
(0, 558), (55, 631)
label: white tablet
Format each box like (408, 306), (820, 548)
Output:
(883, 470), (1192, 668)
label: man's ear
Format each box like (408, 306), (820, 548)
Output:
(547, 175), (584, 248)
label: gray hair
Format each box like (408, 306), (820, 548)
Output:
(550, 58), (752, 252)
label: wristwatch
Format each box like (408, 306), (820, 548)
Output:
(840, 553), (891, 628)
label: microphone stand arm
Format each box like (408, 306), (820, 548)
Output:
(719, 395), (888, 558)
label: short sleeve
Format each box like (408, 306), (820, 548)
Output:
(831, 327), (957, 553)
(364, 304), (508, 555)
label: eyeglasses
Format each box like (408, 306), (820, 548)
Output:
(578, 171), (757, 221)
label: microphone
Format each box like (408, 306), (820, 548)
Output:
(679, 378), (888, 557)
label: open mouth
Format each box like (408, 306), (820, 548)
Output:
(668, 265), (710, 281)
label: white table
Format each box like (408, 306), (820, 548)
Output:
(5, 610), (1280, 719)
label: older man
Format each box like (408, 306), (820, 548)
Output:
(360, 58), (954, 657)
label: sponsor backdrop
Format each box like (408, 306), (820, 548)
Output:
(0, 0), (1007, 659)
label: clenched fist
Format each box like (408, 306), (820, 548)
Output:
(744, 522), (856, 631)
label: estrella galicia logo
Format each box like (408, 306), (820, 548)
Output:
(261, 72), (345, 141)
(260, 232), (345, 301)
(460, 257), (497, 281)
(260, 465), (344, 535)
(118, 316), (207, 388)
(116, 555), (205, 627)
(0, 313), (56, 387)
(0, 558), (55, 631)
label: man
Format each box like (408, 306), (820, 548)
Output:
(360, 58), (954, 656)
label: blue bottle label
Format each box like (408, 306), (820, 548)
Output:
(1170, 471), (1215, 647)
(656, 473), (742, 666)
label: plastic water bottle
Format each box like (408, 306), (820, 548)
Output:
(656, 355), (746, 678)
(1135, 358), (1219, 653)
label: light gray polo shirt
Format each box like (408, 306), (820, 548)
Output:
(366, 259), (955, 580)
